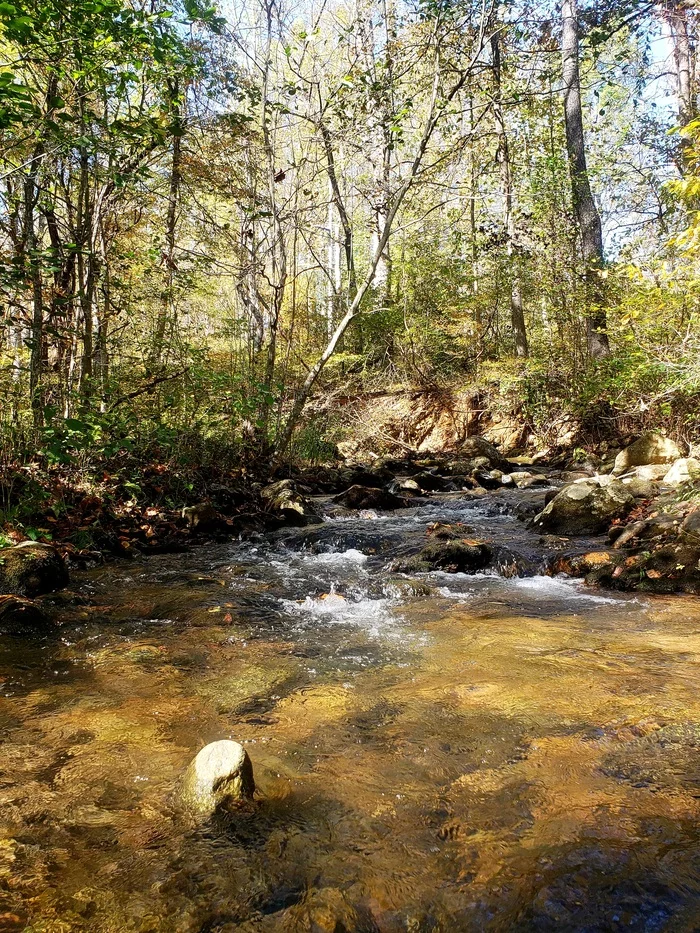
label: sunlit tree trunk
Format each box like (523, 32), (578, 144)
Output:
(24, 162), (44, 425)
(561, 0), (609, 359)
(492, 30), (528, 358)
(152, 77), (183, 367)
(666, 2), (697, 128)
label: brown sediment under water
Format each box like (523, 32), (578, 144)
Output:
(2, 491), (700, 931)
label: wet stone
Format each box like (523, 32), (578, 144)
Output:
(332, 485), (407, 511)
(181, 740), (255, 817)
(0, 543), (69, 598)
(0, 594), (53, 635)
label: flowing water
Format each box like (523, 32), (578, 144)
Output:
(2, 489), (700, 931)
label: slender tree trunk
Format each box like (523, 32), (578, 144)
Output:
(561, 0), (609, 359)
(665, 2), (697, 167)
(153, 78), (183, 366)
(76, 147), (96, 396)
(254, 0), (287, 451)
(667, 2), (696, 128)
(492, 30), (528, 358)
(468, 95), (481, 348)
(24, 163), (44, 425)
(319, 121), (357, 301)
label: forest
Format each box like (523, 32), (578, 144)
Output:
(1, 0), (699, 474)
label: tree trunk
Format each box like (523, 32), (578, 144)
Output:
(468, 95), (481, 347)
(561, 0), (609, 359)
(665, 2), (697, 167)
(24, 165), (44, 425)
(152, 78), (183, 366)
(77, 147), (96, 397)
(667, 2), (696, 127)
(492, 30), (528, 358)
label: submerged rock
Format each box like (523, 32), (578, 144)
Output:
(0, 594), (52, 634)
(550, 550), (621, 578)
(0, 542), (69, 597)
(393, 538), (493, 574)
(332, 485), (407, 511)
(181, 740), (255, 817)
(612, 433), (681, 476)
(530, 479), (634, 536)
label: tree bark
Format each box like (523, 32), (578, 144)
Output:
(24, 159), (44, 425)
(152, 77), (183, 366)
(562, 0), (609, 359)
(666, 2), (696, 128)
(492, 30), (528, 358)
(665, 1), (697, 167)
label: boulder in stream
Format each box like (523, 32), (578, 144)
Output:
(457, 437), (512, 472)
(261, 479), (321, 526)
(612, 433), (681, 476)
(181, 740), (255, 817)
(388, 478), (423, 498)
(0, 542), (69, 597)
(530, 478), (634, 536)
(663, 458), (700, 487)
(393, 538), (493, 574)
(473, 470), (502, 490)
(411, 471), (454, 493)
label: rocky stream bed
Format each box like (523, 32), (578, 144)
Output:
(1, 434), (700, 930)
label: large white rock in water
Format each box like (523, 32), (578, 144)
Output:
(181, 740), (255, 817)
(530, 478), (634, 535)
(663, 458), (700, 487)
(612, 433), (681, 476)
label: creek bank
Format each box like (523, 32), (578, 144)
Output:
(536, 433), (700, 595)
(3, 431), (699, 610)
(290, 431), (700, 596)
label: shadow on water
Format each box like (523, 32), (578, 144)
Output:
(2, 490), (700, 929)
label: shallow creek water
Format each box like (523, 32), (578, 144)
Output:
(2, 490), (700, 931)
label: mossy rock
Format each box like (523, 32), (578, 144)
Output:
(393, 539), (493, 574)
(261, 479), (321, 526)
(531, 479), (634, 536)
(0, 543), (69, 597)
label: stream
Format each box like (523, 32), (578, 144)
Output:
(2, 487), (700, 931)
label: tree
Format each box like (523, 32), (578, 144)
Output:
(273, 1), (496, 455)
(491, 26), (528, 357)
(562, 0), (610, 359)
